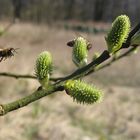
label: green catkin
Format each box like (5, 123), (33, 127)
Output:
(106, 15), (131, 54)
(35, 51), (53, 88)
(64, 80), (103, 104)
(72, 37), (88, 67)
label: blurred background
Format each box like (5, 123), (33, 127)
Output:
(0, 0), (140, 140)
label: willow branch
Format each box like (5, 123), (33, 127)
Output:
(0, 72), (36, 79)
(0, 51), (110, 116)
(55, 50), (110, 84)
(0, 72), (62, 82)
(0, 22), (140, 116)
(0, 85), (64, 116)
(0, 23), (140, 81)
(122, 22), (140, 48)
(86, 46), (138, 76)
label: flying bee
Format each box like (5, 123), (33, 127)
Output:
(0, 47), (19, 62)
(67, 32), (93, 50)
(67, 40), (75, 47)
(67, 39), (92, 50)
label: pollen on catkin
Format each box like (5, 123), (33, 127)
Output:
(35, 51), (52, 88)
(72, 37), (88, 67)
(64, 80), (103, 104)
(106, 15), (131, 54)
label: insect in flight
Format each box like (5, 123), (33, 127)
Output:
(67, 32), (92, 50)
(0, 47), (19, 62)
(67, 37), (92, 50)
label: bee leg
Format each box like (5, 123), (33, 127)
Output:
(10, 53), (14, 57)
(87, 43), (92, 50)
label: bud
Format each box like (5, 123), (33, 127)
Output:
(106, 15), (130, 53)
(35, 51), (52, 88)
(64, 80), (103, 104)
(72, 37), (88, 67)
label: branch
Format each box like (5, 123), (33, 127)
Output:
(0, 22), (140, 116)
(122, 22), (140, 48)
(0, 85), (64, 116)
(0, 47), (137, 82)
(1, 23), (140, 81)
(86, 46), (138, 76)
(0, 72), (36, 79)
(0, 72), (62, 82)
(0, 51), (110, 116)
(0, 47), (137, 116)
(55, 50), (110, 84)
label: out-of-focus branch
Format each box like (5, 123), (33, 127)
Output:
(0, 22), (14, 37)
(0, 72), (63, 82)
(0, 72), (36, 79)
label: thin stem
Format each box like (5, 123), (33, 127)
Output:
(0, 72), (36, 79)
(86, 46), (138, 76)
(0, 72), (62, 82)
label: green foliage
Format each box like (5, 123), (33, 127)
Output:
(106, 15), (131, 54)
(64, 80), (103, 104)
(72, 37), (88, 67)
(35, 51), (52, 88)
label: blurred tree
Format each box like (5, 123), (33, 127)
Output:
(0, 0), (140, 23)
(63, 0), (75, 20)
(94, 0), (105, 21)
(12, 0), (23, 22)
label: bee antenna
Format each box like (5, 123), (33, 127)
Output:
(15, 48), (20, 50)
(13, 48), (20, 53)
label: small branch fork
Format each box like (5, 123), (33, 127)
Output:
(0, 23), (140, 116)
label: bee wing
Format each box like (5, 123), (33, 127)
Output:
(13, 48), (20, 53)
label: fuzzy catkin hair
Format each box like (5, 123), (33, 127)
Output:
(35, 51), (52, 88)
(72, 37), (88, 67)
(64, 80), (103, 104)
(106, 15), (131, 53)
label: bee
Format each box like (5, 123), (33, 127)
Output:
(67, 39), (92, 50)
(67, 33), (92, 50)
(67, 40), (75, 47)
(0, 47), (19, 62)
